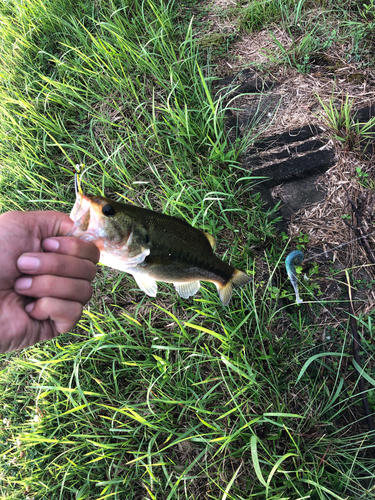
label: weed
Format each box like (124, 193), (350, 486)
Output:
(266, 22), (337, 73)
(235, 0), (293, 32)
(356, 166), (374, 188)
(316, 91), (375, 155)
(295, 231), (310, 250)
(315, 92), (356, 145)
(358, 0), (375, 22)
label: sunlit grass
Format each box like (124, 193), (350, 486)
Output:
(0, 0), (374, 499)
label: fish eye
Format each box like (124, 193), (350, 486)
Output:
(102, 204), (116, 217)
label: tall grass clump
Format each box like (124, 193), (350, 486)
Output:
(0, 0), (262, 213)
(237, 0), (294, 32)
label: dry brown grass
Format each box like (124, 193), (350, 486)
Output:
(193, 0), (375, 331)
(211, 11), (375, 262)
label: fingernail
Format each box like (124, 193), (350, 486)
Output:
(17, 255), (40, 271)
(43, 239), (59, 251)
(15, 277), (33, 290)
(25, 302), (35, 313)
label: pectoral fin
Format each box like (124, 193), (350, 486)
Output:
(174, 281), (200, 299)
(99, 247), (150, 271)
(132, 272), (158, 297)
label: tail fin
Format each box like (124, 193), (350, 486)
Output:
(216, 269), (252, 306)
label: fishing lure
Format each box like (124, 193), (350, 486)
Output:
(68, 165), (84, 226)
(75, 164), (84, 195)
(285, 250), (304, 304)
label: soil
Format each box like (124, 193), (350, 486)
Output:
(199, 5), (375, 445)
(200, 4), (375, 306)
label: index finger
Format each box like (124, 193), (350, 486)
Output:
(42, 236), (100, 264)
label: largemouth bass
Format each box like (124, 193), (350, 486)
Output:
(69, 191), (251, 305)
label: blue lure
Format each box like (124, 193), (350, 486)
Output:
(285, 250), (304, 304)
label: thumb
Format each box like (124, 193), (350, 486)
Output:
(26, 211), (74, 241)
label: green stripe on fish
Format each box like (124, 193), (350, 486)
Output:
(69, 192), (251, 305)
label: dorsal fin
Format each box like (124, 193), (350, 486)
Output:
(202, 231), (216, 249)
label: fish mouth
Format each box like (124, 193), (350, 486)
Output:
(68, 193), (107, 249)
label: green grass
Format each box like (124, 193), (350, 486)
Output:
(1, 0), (375, 499)
(232, 0), (375, 73)
(235, 0), (295, 32)
(315, 91), (375, 154)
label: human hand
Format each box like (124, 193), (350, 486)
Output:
(0, 211), (100, 353)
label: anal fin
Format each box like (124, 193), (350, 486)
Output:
(174, 281), (200, 299)
(131, 272), (158, 297)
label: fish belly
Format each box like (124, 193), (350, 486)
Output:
(122, 257), (228, 299)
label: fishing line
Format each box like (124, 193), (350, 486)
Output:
(284, 225), (375, 357)
(288, 262), (375, 362)
(293, 276), (375, 440)
(74, 163), (84, 196)
(302, 229), (375, 263)
(290, 271), (375, 438)
(66, 164), (85, 237)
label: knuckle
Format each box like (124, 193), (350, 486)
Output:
(87, 261), (97, 281)
(82, 281), (93, 303)
(0, 211), (15, 224)
(32, 275), (55, 297)
(53, 256), (68, 276)
(69, 237), (81, 256)
(71, 302), (84, 323)
(36, 296), (54, 311)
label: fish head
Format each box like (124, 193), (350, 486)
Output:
(69, 193), (134, 252)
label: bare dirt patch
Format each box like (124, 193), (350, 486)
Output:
(199, 4), (375, 403)
(221, 27), (375, 135)
(203, 9), (375, 275)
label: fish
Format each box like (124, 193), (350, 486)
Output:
(285, 250), (304, 304)
(69, 189), (251, 305)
